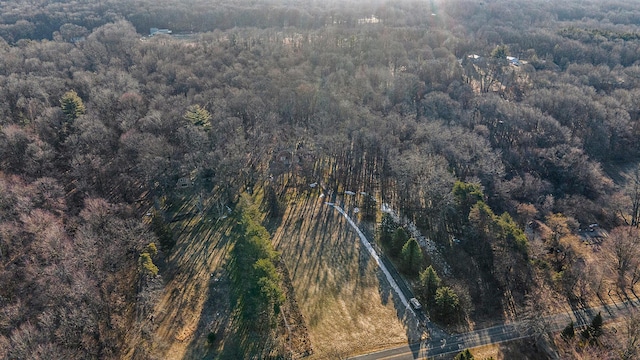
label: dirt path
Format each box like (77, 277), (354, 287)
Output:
(328, 202), (450, 344)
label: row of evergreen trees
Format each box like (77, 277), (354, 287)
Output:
(377, 180), (532, 324)
(229, 194), (285, 332)
(379, 214), (423, 274)
(379, 212), (463, 323)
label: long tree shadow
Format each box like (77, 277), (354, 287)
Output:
(149, 194), (236, 359)
(336, 199), (425, 355)
(272, 192), (413, 356)
(183, 267), (233, 360)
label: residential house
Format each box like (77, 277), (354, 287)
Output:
(150, 28), (172, 36)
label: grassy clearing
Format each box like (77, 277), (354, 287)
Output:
(128, 195), (234, 360)
(127, 181), (414, 359)
(271, 190), (413, 358)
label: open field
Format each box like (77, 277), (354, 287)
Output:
(271, 190), (417, 359)
(125, 188), (416, 359)
(126, 196), (234, 360)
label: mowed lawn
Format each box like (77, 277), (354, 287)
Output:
(272, 192), (411, 358)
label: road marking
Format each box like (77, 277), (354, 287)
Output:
(376, 352), (421, 360)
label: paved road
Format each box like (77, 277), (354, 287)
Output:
(327, 200), (640, 359)
(350, 297), (640, 359)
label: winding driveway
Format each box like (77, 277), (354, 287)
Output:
(325, 202), (449, 340)
(325, 202), (414, 314)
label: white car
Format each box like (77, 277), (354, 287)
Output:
(410, 298), (422, 310)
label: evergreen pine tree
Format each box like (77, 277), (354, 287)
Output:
(184, 104), (212, 130)
(454, 349), (474, 360)
(391, 227), (409, 257)
(419, 265), (441, 304)
(561, 321), (575, 340)
(401, 238), (423, 275)
(60, 90), (86, 122)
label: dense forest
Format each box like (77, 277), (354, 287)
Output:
(2, 0), (640, 358)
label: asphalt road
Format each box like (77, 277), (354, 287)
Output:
(350, 297), (640, 359)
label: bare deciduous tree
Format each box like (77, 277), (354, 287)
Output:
(625, 166), (640, 228)
(620, 310), (640, 360)
(604, 226), (640, 290)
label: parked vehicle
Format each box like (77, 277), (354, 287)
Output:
(410, 298), (422, 310)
